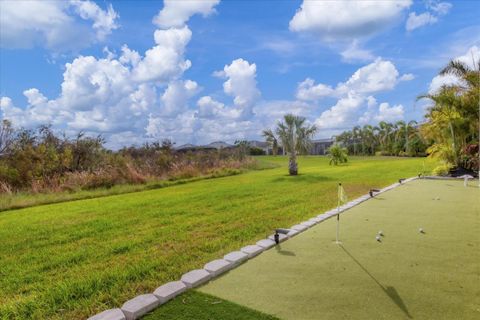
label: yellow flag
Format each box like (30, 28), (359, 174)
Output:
(338, 184), (348, 204)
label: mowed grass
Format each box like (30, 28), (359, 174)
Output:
(142, 291), (279, 320)
(200, 179), (480, 319)
(0, 156), (435, 319)
(0, 167), (257, 212)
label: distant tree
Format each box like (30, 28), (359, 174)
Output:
(160, 139), (175, 153)
(0, 119), (14, 156)
(276, 114), (317, 175)
(262, 129), (279, 155)
(234, 140), (249, 160)
(328, 144), (348, 165)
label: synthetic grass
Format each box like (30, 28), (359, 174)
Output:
(0, 156), (436, 319)
(142, 291), (279, 320)
(200, 179), (480, 320)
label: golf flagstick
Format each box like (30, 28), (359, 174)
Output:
(336, 183), (343, 244)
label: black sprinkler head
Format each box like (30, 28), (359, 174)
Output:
(274, 232), (280, 244)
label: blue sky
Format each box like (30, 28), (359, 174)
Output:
(1, 0), (479, 148)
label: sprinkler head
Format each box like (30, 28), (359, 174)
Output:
(274, 232), (280, 244)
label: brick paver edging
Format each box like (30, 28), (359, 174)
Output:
(88, 177), (418, 319)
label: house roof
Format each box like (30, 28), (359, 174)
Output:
(175, 143), (198, 150)
(204, 141), (234, 149)
(248, 140), (269, 148)
(311, 138), (334, 143)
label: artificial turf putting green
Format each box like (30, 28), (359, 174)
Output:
(200, 179), (480, 320)
(0, 156), (436, 319)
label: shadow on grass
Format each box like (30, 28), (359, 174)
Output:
(275, 245), (296, 256)
(340, 245), (413, 319)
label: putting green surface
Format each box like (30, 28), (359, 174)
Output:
(200, 179), (480, 320)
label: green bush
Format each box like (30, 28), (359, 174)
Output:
(328, 144), (348, 165)
(249, 147), (266, 155)
(432, 163), (452, 176)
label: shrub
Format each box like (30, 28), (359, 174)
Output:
(432, 163), (453, 176)
(0, 122), (263, 194)
(249, 147), (265, 155)
(328, 144), (348, 165)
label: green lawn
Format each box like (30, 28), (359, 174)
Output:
(0, 156), (436, 319)
(0, 167), (253, 212)
(142, 291), (278, 320)
(200, 179), (480, 320)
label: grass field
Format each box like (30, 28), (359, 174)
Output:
(0, 156), (436, 319)
(0, 167), (256, 212)
(199, 179), (480, 320)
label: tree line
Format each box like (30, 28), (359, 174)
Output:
(0, 121), (255, 193)
(334, 120), (428, 157)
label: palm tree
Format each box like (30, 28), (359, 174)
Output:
(440, 59), (479, 153)
(352, 126), (361, 155)
(394, 120), (418, 155)
(418, 87), (463, 165)
(361, 125), (375, 155)
(377, 121), (394, 154)
(262, 129), (279, 155)
(334, 131), (352, 154)
(276, 114), (317, 175)
(328, 144), (348, 165)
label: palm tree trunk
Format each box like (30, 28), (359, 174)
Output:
(289, 150), (298, 175)
(405, 126), (409, 155)
(449, 122), (457, 165)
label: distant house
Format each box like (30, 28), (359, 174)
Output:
(175, 141), (234, 152)
(309, 138), (334, 155)
(248, 140), (271, 154)
(175, 138), (333, 155)
(204, 141), (234, 149)
(175, 143), (199, 152)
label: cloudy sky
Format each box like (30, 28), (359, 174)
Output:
(0, 0), (479, 148)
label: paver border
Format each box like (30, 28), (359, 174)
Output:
(88, 177), (418, 319)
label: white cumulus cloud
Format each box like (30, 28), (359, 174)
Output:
(298, 58), (401, 102)
(310, 58), (408, 132)
(405, 1), (452, 31)
(296, 78), (336, 101)
(132, 26), (192, 83)
(406, 12), (438, 31)
(0, 0), (119, 51)
(153, 0), (220, 28)
(374, 103), (404, 122)
(289, 0), (412, 40)
(218, 58), (261, 118)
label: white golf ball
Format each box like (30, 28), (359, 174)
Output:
(419, 228), (424, 233)
(376, 236), (381, 241)
(378, 230), (383, 236)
